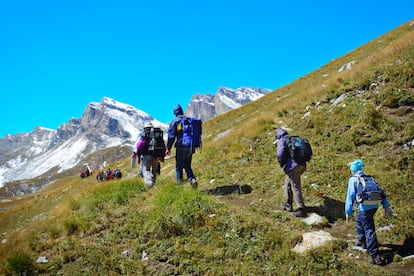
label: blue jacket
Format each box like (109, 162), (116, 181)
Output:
(167, 105), (185, 150)
(275, 128), (302, 174)
(345, 170), (390, 215)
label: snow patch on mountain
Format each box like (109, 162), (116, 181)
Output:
(185, 87), (273, 122)
(0, 97), (168, 188)
(0, 168), (7, 187)
(5, 136), (89, 183)
(218, 93), (241, 109)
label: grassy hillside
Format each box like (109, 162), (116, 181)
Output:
(0, 20), (413, 275)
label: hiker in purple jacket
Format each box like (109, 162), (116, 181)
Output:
(135, 122), (161, 188)
(274, 128), (307, 217)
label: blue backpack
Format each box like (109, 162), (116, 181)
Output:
(179, 116), (202, 150)
(354, 174), (386, 205)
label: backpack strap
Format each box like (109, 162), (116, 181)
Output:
(283, 135), (291, 158)
(353, 174), (367, 196)
(177, 115), (184, 131)
(355, 175), (363, 196)
(358, 175), (367, 190)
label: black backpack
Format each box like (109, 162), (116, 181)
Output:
(147, 127), (166, 158)
(286, 135), (312, 163)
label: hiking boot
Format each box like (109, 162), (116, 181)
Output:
(292, 208), (307, 218)
(281, 202), (293, 212)
(190, 178), (198, 189)
(355, 240), (367, 249)
(368, 254), (384, 266)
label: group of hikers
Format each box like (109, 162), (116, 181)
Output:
(132, 104), (201, 189)
(275, 128), (394, 265)
(80, 163), (123, 181)
(96, 168), (122, 181)
(132, 104), (394, 266)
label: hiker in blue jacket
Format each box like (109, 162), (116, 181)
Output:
(166, 104), (198, 188)
(274, 128), (307, 217)
(345, 159), (394, 265)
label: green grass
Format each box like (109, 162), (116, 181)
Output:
(0, 20), (413, 275)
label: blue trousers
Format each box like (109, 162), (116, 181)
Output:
(175, 146), (195, 182)
(356, 208), (379, 256)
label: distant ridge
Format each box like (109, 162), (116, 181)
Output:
(185, 87), (273, 121)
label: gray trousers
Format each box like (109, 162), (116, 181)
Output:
(284, 165), (306, 208)
(142, 155), (160, 188)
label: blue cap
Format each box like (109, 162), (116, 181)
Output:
(350, 159), (364, 172)
(173, 104), (184, 116)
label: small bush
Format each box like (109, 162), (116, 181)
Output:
(48, 225), (62, 239)
(6, 252), (35, 275)
(362, 104), (383, 129)
(63, 217), (81, 235)
(68, 199), (80, 211)
(151, 184), (218, 238)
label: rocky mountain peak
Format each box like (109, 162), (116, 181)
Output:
(0, 97), (166, 191)
(185, 87), (272, 121)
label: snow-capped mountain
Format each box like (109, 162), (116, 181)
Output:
(0, 87), (271, 195)
(185, 87), (273, 121)
(0, 97), (166, 193)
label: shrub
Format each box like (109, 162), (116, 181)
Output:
(48, 225), (62, 239)
(151, 184), (218, 238)
(6, 252), (35, 275)
(63, 217), (81, 235)
(68, 199), (80, 211)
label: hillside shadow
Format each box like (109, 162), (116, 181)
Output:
(306, 196), (346, 223)
(202, 184), (252, 196)
(380, 237), (414, 265)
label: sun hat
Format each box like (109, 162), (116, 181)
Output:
(144, 122), (153, 128)
(350, 159), (364, 172)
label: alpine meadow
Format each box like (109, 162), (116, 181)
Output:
(0, 20), (413, 275)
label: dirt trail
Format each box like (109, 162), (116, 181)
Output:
(212, 190), (414, 275)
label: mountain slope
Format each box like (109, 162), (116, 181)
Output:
(0, 97), (166, 193)
(0, 20), (413, 275)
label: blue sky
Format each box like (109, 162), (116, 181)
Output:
(0, 1), (412, 137)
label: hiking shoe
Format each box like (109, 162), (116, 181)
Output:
(281, 202), (293, 212)
(190, 178), (198, 189)
(355, 240), (367, 249)
(368, 254), (384, 266)
(292, 208), (307, 218)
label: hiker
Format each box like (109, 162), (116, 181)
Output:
(274, 128), (308, 217)
(133, 130), (145, 177)
(345, 159), (394, 265)
(166, 104), (198, 188)
(135, 122), (165, 188)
